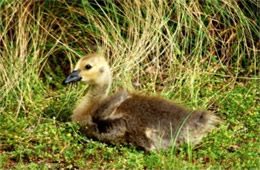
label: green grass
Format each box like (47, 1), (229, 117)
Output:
(0, 0), (259, 169)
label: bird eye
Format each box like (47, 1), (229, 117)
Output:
(85, 64), (92, 70)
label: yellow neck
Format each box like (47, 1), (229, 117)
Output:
(86, 82), (110, 101)
(71, 65), (112, 125)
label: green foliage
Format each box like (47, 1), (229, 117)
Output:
(0, 0), (259, 169)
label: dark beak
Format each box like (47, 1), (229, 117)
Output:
(63, 70), (82, 85)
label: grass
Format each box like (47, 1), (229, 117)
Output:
(0, 0), (259, 169)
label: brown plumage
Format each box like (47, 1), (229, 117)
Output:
(64, 53), (222, 151)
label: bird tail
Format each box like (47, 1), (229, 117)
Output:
(180, 110), (222, 145)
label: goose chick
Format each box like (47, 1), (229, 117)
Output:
(64, 53), (222, 151)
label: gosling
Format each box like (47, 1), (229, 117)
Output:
(63, 53), (221, 151)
